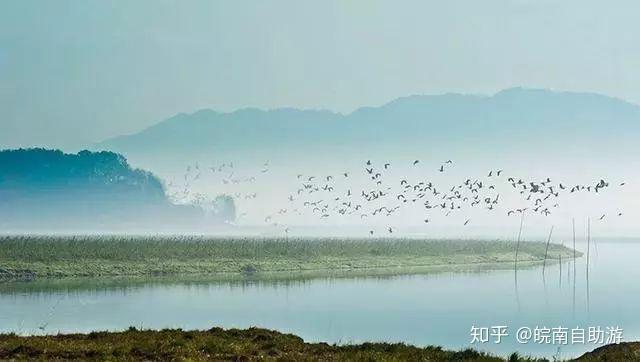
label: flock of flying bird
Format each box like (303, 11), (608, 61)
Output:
(167, 159), (625, 236)
(167, 161), (269, 205)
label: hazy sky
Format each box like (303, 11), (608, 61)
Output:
(1, 0), (640, 149)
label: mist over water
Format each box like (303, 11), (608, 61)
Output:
(126, 152), (635, 240)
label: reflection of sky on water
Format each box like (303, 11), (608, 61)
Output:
(1, 240), (638, 359)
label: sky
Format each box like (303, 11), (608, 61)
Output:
(1, 0), (640, 150)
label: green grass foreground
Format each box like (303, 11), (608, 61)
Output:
(0, 327), (541, 361)
(0, 327), (626, 361)
(0, 235), (580, 279)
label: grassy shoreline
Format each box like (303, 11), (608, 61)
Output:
(0, 235), (580, 280)
(0, 326), (626, 361)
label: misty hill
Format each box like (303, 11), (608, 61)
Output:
(0, 149), (234, 232)
(95, 88), (640, 167)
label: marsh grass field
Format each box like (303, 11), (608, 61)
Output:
(0, 327), (632, 361)
(0, 235), (579, 279)
(0, 327), (540, 361)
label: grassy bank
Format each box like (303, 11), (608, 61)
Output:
(0, 327), (544, 361)
(0, 235), (580, 279)
(0, 326), (625, 361)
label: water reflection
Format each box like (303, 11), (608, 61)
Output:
(0, 240), (638, 360)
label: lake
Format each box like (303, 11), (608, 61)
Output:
(0, 240), (637, 359)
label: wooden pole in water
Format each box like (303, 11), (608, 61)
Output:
(559, 253), (562, 287)
(587, 217), (591, 270)
(587, 216), (591, 314)
(572, 218), (577, 318)
(542, 225), (554, 275)
(572, 218), (576, 262)
(514, 211), (525, 271)
(573, 260), (577, 317)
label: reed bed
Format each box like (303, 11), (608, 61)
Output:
(0, 235), (573, 261)
(0, 235), (579, 278)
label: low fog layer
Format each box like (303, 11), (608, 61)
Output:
(1, 89), (636, 238)
(89, 89), (639, 239)
(0, 149), (235, 233)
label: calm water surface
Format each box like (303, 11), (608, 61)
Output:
(0, 240), (638, 359)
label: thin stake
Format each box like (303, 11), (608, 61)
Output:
(586, 217), (591, 314)
(586, 217), (591, 270)
(559, 254), (562, 287)
(542, 225), (555, 275)
(572, 218), (576, 261)
(514, 211), (525, 271)
(572, 218), (577, 318)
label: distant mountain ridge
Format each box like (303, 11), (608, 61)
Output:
(94, 87), (640, 166)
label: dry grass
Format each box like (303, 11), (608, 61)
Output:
(0, 327), (548, 361)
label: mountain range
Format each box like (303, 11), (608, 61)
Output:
(84, 87), (640, 235)
(95, 87), (640, 171)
